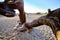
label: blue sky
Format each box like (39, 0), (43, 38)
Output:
(24, 0), (60, 13)
(1, 0), (60, 13)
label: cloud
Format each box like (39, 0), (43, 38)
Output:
(15, 3), (47, 14)
(24, 3), (47, 13)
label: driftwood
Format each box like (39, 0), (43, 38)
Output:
(0, 13), (57, 40)
(0, 25), (56, 40)
(0, 0), (26, 24)
(21, 8), (60, 40)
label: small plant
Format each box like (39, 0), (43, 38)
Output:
(36, 12), (41, 14)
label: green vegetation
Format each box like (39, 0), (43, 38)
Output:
(36, 12), (41, 14)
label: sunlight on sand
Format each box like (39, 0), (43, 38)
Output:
(56, 31), (60, 40)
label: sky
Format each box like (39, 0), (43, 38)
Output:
(24, 0), (60, 13)
(0, 0), (60, 13)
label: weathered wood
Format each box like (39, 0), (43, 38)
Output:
(0, 14), (57, 40)
(22, 8), (60, 40)
(13, 25), (56, 40)
(0, 25), (56, 40)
